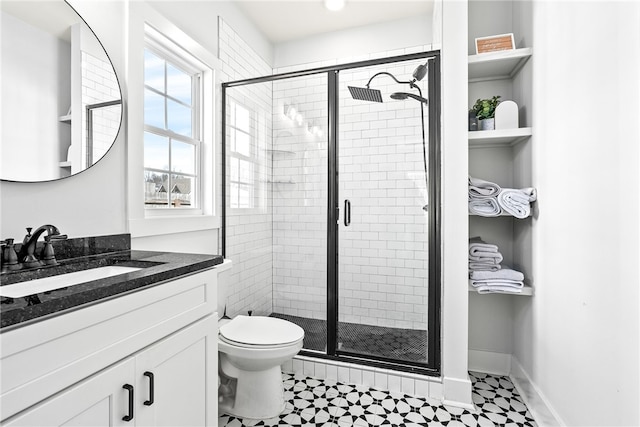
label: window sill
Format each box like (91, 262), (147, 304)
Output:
(129, 214), (221, 238)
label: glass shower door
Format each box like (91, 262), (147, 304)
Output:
(336, 59), (431, 366)
(266, 73), (330, 355)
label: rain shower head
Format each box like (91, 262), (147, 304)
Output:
(390, 92), (428, 104)
(348, 86), (383, 103)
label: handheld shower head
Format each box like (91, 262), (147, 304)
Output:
(390, 92), (428, 104)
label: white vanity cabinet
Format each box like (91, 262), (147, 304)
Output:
(3, 357), (136, 427)
(0, 268), (220, 426)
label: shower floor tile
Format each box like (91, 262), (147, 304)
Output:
(269, 313), (428, 364)
(218, 371), (537, 426)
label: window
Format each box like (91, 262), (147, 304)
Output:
(143, 40), (202, 209)
(228, 100), (266, 209)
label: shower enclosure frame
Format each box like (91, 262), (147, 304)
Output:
(222, 50), (442, 376)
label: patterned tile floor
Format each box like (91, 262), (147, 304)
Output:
(269, 313), (428, 364)
(218, 371), (537, 426)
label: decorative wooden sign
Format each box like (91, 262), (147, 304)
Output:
(475, 33), (515, 54)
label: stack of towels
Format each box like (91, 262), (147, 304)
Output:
(468, 237), (525, 294)
(468, 176), (537, 219)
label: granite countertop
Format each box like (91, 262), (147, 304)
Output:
(0, 234), (223, 331)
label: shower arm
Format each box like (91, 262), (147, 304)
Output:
(365, 72), (418, 89)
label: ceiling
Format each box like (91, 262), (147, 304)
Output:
(233, 0), (434, 44)
(0, 1), (80, 42)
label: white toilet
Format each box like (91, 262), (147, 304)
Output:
(217, 262), (304, 419)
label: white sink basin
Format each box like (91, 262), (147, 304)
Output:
(0, 266), (141, 298)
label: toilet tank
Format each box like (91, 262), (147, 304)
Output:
(215, 260), (233, 317)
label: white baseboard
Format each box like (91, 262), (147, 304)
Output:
(441, 375), (475, 410)
(510, 356), (564, 427)
(468, 349), (511, 376)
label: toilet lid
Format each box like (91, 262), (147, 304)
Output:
(219, 316), (304, 346)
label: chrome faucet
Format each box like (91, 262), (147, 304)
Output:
(18, 225), (68, 268)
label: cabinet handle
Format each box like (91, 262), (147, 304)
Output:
(143, 371), (155, 406)
(122, 384), (134, 422)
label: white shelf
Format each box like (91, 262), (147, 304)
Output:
(469, 212), (531, 218)
(468, 284), (534, 296)
(59, 161), (72, 168)
(267, 149), (295, 156)
(267, 179), (295, 184)
(468, 48), (532, 82)
(58, 115), (72, 123)
(468, 127), (532, 148)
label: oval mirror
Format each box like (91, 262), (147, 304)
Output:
(1, 1), (122, 182)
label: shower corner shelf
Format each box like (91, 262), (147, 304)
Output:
(267, 149), (295, 156)
(468, 47), (533, 82)
(468, 284), (534, 296)
(468, 127), (532, 148)
(59, 161), (72, 168)
(267, 179), (296, 184)
(59, 115), (72, 123)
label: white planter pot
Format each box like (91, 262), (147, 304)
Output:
(479, 118), (495, 130)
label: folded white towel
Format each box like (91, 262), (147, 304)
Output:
(469, 198), (502, 217)
(469, 242), (499, 255)
(470, 279), (524, 294)
(469, 252), (503, 264)
(470, 268), (524, 281)
(470, 279), (523, 288)
(497, 188), (537, 219)
(469, 263), (502, 271)
(469, 176), (501, 199)
(474, 284), (524, 294)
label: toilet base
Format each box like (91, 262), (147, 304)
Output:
(219, 364), (286, 419)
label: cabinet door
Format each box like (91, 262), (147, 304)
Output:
(135, 315), (218, 427)
(3, 358), (135, 427)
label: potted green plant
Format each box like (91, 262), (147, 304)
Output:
(472, 95), (501, 130)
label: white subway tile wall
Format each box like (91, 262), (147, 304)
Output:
(81, 51), (121, 166)
(219, 19), (274, 317)
(272, 50), (431, 330)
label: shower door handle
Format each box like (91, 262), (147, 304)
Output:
(344, 200), (351, 227)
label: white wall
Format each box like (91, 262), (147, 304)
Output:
(440, 0), (473, 408)
(513, 1), (640, 425)
(273, 14), (432, 69)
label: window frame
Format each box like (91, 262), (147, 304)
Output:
(227, 98), (268, 212)
(127, 10), (219, 240)
(143, 35), (203, 213)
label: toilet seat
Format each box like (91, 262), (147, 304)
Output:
(219, 315), (304, 347)
(219, 335), (302, 349)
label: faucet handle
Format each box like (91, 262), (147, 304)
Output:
(1, 239), (21, 271)
(41, 236), (58, 265)
(23, 228), (33, 245)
